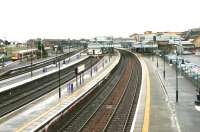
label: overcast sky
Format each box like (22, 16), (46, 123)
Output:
(0, 0), (199, 41)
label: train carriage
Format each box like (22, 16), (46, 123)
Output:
(11, 49), (38, 61)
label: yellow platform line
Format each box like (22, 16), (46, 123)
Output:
(16, 101), (61, 132)
(142, 63), (151, 132)
(16, 88), (82, 132)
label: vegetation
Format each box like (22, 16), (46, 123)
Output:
(37, 40), (48, 58)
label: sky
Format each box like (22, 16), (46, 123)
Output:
(0, 0), (200, 42)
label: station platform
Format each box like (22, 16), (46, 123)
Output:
(0, 52), (120, 131)
(147, 55), (200, 132)
(0, 52), (88, 93)
(131, 52), (200, 132)
(132, 54), (200, 132)
(143, 56), (179, 132)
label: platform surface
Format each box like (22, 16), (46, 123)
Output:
(144, 55), (200, 132)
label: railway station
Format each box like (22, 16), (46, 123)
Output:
(1, 0), (200, 131)
(0, 39), (200, 132)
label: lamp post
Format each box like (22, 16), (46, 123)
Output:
(56, 45), (58, 67)
(2, 57), (4, 67)
(41, 39), (46, 72)
(173, 54), (184, 102)
(90, 58), (93, 77)
(152, 42), (154, 61)
(68, 39), (71, 62)
(58, 41), (61, 99)
(198, 72), (200, 99)
(196, 73), (199, 89)
(176, 55), (178, 102)
(155, 36), (158, 67)
(152, 36), (156, 61)
(40, 39), (43, 65)
(68, 39), (70, 53)
(30, 43), (33, 77)
(58, 56), (61, 99)
(156, 48), (159, 68)
(170, 51), (184, 102)
(195, 72), (200, 105)
(198, 73), (200, 94)
(163, 51), (166, 79)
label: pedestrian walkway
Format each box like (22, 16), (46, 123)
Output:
(144, 55), (200, 132)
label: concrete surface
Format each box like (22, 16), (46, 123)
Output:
(145, 55), (200, 132)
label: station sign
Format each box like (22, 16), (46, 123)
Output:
(75, 64), (85, 74)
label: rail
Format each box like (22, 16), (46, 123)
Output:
(50, 50), (134, 132)
(104, 55), (142, 132)
(77, 51), (141, 131)
(33, 50), (121, 132)
(0, 49), (86, 80)
(0, 57), (96, 117)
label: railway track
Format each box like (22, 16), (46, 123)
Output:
(44, 51), (126, 131)
(46, 50), (142, 132)
(0, 50), (78, 81)
(0, 56), (99, 118)
(80, 52), (137, 132)
(103, 57), (141, 132)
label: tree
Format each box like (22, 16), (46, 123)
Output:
(37, 39), (47, 57)
(4, 40), (10, 45)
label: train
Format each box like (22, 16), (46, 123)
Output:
(11, 49), (38, 61)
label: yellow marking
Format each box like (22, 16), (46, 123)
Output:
(16, 88), (83, 132)
(16, 101), (61, 132)
(142, 62), (151, 132)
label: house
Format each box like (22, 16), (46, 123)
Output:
(183, 28), (200, 48)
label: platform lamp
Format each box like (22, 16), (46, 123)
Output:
(196, 72), (199, 89)
(195, 72), (200, 105)
(170, 56), (185, 102)
(58, 54), (61, 99)
(155, 37), (159, 68)
(41, 39), (46, 72)
(68, 39), (70, 53)
(58, 41), (61, 99)
(30, 43), (33, 77)
(90, 51), (94, 77)
(163, 51), (166, 79)
(55, 45), (58, 67)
